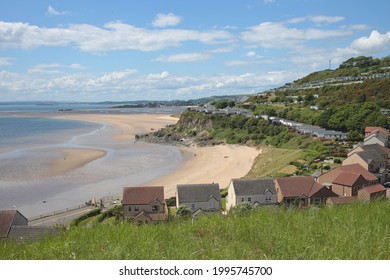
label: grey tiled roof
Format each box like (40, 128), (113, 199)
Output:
(7, 226), (58, 241)
(177, 183), (221, 203)
(357, 150), (386, 163)
(231, 178), (276, 195)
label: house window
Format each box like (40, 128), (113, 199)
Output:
(241, 198), (245, 202)
(265, 197), (272, 203)
(248, 197), (252, 202)
(128, 206), (131, 211)
(313, 198), (322, 205)
(134, 206), (139, 212)
(152, 205), (159, 211)
(191, 204), (196, 210)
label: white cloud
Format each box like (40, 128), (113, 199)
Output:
(147, 71), (170, 79)
(246, 51), (257, 57)
(0, 68), (303, 101)
(241, 21), (352, 49)
(98, 69), (137, 83)
(289, 15), (345, 24)
(152, 13), (182, 28)
(69, 63), (85, 70)
(0, 57), (14, 66)
(0, 21), (233, 52)
(27, 63), (86, 74)
(46, 6), (69, 16)
(154, 52), (212, 63)
(346, 30), (390, 54)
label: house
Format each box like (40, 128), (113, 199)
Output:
(226, 178), (277, 211)
(275, 176), (338, 206)
(0, 210), (28, 239)
(176, 183), (221, 213)
(364, 127), (390, 148)
(344, 144), (390, 183)
(0, 210), (57, 241)
(122, 186), (166, 222)
(318, 164), (379, 197)
(358, 184), (387, 201)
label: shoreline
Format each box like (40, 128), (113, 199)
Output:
(1, 111), (260, 218)
(55, 112), (261, 197)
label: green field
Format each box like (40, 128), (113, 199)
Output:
(1, 200), (389, 260)
(245, 146), (304, 178)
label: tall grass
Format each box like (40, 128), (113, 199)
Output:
(1, 200), (389, 260)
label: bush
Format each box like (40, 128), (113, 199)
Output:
(231, 203), (254, 216)
(70, 208), (101, 227)
(176, 205), (192, 220)
(97, 205), (123, 223)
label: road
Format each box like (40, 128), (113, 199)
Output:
(28, 206), (97, 227)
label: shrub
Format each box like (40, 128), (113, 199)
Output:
(69, 208), (101, 227)
(231, 203), (254, 217)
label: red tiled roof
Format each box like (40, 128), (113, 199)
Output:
(333, 171), (368, 187)
(0, 210), (17, 238)
(359, 184), (386, 194)
(338, 164), (378, 182)
(276, 176), (329, 198)
(365, 126), (390, 137)
(122, 186), (164, 205)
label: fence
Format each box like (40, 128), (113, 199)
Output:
(28, 203), (88, 222)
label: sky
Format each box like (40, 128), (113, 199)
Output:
(1, 0), (390, 102)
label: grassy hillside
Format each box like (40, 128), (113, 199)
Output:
(245, 146), (304, 178)
(1, 200), (389, 260)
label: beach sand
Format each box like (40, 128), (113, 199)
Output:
(53, 113), (261, 196)
(148, 145), (261, 198)
(42, 148), (107, 178)
(56, 113), (179, 141)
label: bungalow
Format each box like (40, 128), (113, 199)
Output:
(0, 210), (57, 241)
(176, 183), (221, 213)
(275, 176), (338, 206)
(317, 163), (379, 197)
(122, 186), (166, 223)
(226, 178), (277, 211)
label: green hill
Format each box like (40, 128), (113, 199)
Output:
(248, 55), (390, 109)
(1, 200), (389, 260)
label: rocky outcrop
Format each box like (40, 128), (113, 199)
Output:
(136, 110), (223, 147)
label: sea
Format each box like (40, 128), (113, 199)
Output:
(0, 103), (186, 217)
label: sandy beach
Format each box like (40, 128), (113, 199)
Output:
(53, 112), (261, 197)
(42, 148), (107, 178)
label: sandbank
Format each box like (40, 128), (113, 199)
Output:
(43, 148), (107, 177)
(56, 113), (179, 141)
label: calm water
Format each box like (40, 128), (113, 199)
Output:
(0, 109), (184, 217)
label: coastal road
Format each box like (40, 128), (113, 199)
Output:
(28, 206), (97, 227)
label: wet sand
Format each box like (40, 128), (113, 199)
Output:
(42, 148), (107, 177)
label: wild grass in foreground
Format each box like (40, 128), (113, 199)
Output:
(1, 200), (389, 260)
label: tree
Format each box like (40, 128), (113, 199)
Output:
(231, 203), (254, 217)
(357, 93), (367, 103)
(175, 205), (192, 220)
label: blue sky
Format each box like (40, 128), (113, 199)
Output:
(1, 0), (390, 101)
